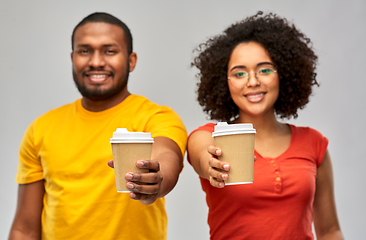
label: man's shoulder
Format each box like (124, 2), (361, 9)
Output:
(35, 100), (78, 122)
(128, 94), (157, 106)
(126, 94), (184, 128)
(126, 94), (173, 113)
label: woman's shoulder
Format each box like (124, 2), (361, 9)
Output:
(288, 124), (329, 167)
(190, 122), (217, 135)
(289, 124), (326, 139)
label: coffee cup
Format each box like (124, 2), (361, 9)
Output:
(110, 128), (154, 192)
(212, 122), (256, 185)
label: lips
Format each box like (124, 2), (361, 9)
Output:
(244, 92), (266, 103)
(85, 71), (112, 83)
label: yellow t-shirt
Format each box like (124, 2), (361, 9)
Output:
(16, 94), (187, 240)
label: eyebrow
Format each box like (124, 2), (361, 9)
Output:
(75, 43), (119, 48)
(229, 62), (275, 72)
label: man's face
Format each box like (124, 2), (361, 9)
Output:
(71, 22), (135, 101)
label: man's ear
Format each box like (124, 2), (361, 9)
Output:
(129, 52), (137, 72)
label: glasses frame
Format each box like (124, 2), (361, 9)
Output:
(227, 67), (278, 89)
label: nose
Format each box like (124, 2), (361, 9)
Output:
(246, 72), (260, 87)
(89, 51), (106, 68)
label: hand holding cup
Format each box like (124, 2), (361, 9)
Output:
(110, 128), (160, 204)
(210, 122), (256, 187)
(125, 159), (163, 205)
(108, 158), (163, 204)
(207, 145), (230, 188)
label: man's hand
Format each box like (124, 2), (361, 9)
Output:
(107, 160), (163, 204)
(108, 136), (183, 205)
(125, 160), (163, 205)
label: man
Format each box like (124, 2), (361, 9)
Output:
(9, 12), (187, 240)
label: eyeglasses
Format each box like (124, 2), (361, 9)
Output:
(227, 67), (277, 89)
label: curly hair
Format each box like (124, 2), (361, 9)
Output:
(191, 11), (318, 121)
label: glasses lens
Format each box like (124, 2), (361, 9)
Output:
(229, 71), (248, 89)
(228, 67), (277, 89)
(257, 68), (276, 85)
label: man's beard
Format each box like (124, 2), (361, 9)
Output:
(72, 68), (129, 101)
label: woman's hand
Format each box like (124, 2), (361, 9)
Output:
(207, 146), (230, 188)
(188, 130), (257, 188)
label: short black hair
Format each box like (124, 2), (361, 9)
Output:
(71, 12), (133, 54)
(192, 11), (318, 121)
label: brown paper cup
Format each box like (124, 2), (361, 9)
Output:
(111, 143), (152, 192)
(214, 133), (255, 185)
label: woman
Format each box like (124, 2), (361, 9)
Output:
(187, 12), (343, 240)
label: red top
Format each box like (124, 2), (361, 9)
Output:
(187, 123), (328, 240)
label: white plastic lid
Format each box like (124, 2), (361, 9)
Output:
(212, 122), (256, 137)
(110, 128), (154, 143)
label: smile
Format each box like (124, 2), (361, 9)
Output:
(89, 74), (108, 78)
(85, 73), (111, 83)
(246, 93), (264, 98)
(244, 92), (265, 103)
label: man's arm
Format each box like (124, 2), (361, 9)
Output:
(8, 180), (44, 240)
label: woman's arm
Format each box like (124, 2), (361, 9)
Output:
(313, 150), (344, 240)
(187, 130), (229, 188)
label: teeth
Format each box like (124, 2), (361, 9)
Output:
(89, 74), (108, 78)
(247, 93), (264, 98)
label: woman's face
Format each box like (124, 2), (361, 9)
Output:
(227, 41), (280, 118)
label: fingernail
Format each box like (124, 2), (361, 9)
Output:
(223, 164), (229, 171)
(216, 149), (220, 155)
(219, 182), (224, 187)
(126, 173), (133, 180)
(136, 160), (146, 167)
(222, 174), (228, 180)
(129, 192), (136, 199)
(127, 183), (134, 189)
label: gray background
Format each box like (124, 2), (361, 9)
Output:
(1, 0), (365, 239)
